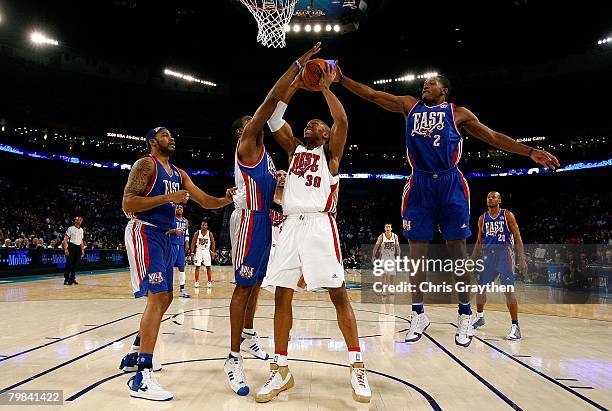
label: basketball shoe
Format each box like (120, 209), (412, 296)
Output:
(471, 315), (486, 329)
(127, 369), (172, 401)
(240, 330), (269, 360)
(350, 363), (372, 403)
(506, 324), (522, 341)
(224, 355), (249, 396)
(194, 281), (200, 288)
(255, 363), (295, 403)
(405, 311), (431, 343)
(455, 314), (476, 347)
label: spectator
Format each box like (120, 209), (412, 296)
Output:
(48, 239), (57, 249)
(2, 239), (11, 248)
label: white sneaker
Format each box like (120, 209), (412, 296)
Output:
(404, 311), (431, 343)
(128, 368), (172, 401)
(472, 315), (486, 329)
(194, 281), (200, 288)
(255, 364), (295, 403)
(455, 314), (476, 347)
(506, 324), (522, 340)
(180, 289), (190, 298)
(350, 363), (371, 403)
(224, 355), (249, 396)
(240, 331), (270, 360)
(207, 281), (212, 289)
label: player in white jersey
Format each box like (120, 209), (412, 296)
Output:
(372, 223), (401, 294)
(256, 57), (371, 404)
(190, 221), (215, 289)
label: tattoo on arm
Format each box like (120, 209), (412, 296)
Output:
(123, 158), (153, 198)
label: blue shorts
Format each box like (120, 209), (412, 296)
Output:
(401, 167), (471, 241)
(230, 209), (272, 287)
(479, 247), (515, 286)
(125, 220), (175, 298)
(172, 245), (186, 269)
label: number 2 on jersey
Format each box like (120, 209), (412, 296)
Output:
(433, 134), (441, 147)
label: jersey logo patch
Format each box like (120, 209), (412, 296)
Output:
(411, 112), (446, 137)
(148, 272), (164, 285)
(240, 265), (254, 279)
(403, 219), (411, 231)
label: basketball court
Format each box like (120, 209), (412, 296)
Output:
(1, 268), (610, 410)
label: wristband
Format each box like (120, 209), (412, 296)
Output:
(293, 59), (302, 71)
(527, 147), (534, 157)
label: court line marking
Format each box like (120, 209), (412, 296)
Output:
(0, 313), (140, 363)
(381, 312), (523, 411)
(445, 322), (609, 411)
(191, 328), (214, 333)
(555, 378), (579, 381)
(0, 305), (232, 392)
(65, 357), (443, 410)
(570, 386), (595, 390)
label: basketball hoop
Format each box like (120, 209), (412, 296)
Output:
(239, 0), (299, 48)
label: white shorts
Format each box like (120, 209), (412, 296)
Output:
(194, 249), (211, 267)
(266, 213), (344, 291)
(380, 256), (397, 275)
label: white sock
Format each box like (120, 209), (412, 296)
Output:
(130, 345), (139, 354)
(230, 351), (241, 359)
(273, 353), (288, 367)
(477, 312), (484, 318)
(179, 271), (185, 286)
(242, 328), (255, 338)
(348, 349), (363, 364)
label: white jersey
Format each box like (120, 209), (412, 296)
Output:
(194, 230), (211, 251)
(380, 232), (398, 260)
(282, 144), (339, 215)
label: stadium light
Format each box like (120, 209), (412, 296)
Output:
(333, 24), (341, 32)
(314, 24), (321, 32)
(597, 36), (611, 45)
(163, 69), (216, 87)
(284, 25), (291, 32)
(325, 24), (332, 32)
(30, 31), (59, 46)
(293, 24), (301, 32)
(305, 24), (312, 32)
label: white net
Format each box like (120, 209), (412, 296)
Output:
(240, 0), (299, 48)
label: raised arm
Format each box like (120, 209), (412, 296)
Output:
(179, 169), (233, 209)
(241, 42), (321, 158)
(506, 211), (527, 276)
(338, 65), (417, 116)
(319, 64), (348, 174)
(455, 106), (560, 170)
(471, 214), (485, 261)
(122, 157), (189, 213)
(267, 79), (304, 155)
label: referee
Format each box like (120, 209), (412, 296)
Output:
(63, 216), (85, 285)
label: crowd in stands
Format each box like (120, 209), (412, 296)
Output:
(1, 175), (610, 276)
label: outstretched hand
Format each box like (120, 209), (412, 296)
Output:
(529, 149), (560, 170)
(297, 42), (321, 67)
(319, 62), (336, 90)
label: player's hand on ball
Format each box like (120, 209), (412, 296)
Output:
(529, 149), (560, 170)
(319, 63), (336, 90)
(297, 42), (321, 67)
(290, 71), (306, 90)
(167, 189), (190, 204)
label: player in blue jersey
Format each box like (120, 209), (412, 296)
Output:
(165, 204), (190, 298)
(471, 192), (527, 340)
(222, 44), (322, 397)
(338, 69), (559, 346)
(120, 126), (234, 401)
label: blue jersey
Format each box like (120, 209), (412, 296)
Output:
(405, 101), (463, 173)
(131, 155), (183, 232)
(171, 216), (187, 246)
(233, 145), (277, 211)
(482, 209), (514, 250)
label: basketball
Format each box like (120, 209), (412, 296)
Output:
(301, 59), (338, 91)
